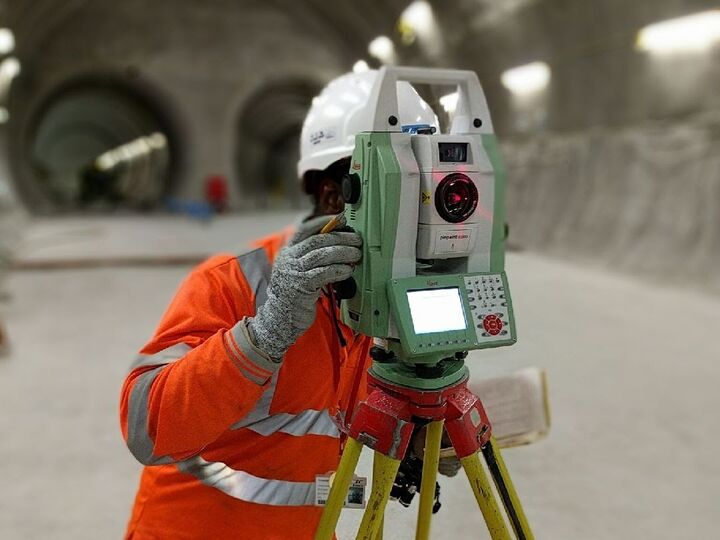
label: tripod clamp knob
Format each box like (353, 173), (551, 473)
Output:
(370, 346), (395, 363)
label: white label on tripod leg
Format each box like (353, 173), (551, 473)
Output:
(315, 473), (367, 509)
(346, 476), (367, 508)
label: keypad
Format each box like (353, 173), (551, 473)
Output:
(464, 274), (512, 343)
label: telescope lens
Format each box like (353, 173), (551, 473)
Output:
(435, 173), (478, 223)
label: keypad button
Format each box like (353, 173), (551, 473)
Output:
(482, 314), (503, 336)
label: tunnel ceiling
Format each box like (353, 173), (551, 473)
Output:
(5, 0), (409, 61)
(1, 0), (718, 212)
(6, 0), (717, 136)
(2, 0), (411, 211)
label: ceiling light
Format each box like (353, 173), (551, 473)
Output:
(501, 61), (550, 95)
(368, 36), (396, 65)
(352, 60), (369, 73)
(96, 132), (166, 171)
(0, 29), (15, 55)
(0, 57), (20, 80)
(398, 1), (443, 57)
(636, 10), (720, 54)
(399, 1), (434, 45)
(439, 92), (459, 114)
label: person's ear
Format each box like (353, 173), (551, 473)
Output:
(316, 178), (345, 215)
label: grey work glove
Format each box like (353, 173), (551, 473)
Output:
(411, 425), (462, 478)
(247, 214), (361, 361)
(437, 455), (462, 477)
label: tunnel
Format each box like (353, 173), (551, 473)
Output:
(0, 1), (718, 539)
(25, 81), (175, 212)
(235, 78), (321, 209)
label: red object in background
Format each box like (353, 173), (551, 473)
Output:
(205, 175), (228, 213)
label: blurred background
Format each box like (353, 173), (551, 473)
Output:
(0, 1), (718, 539)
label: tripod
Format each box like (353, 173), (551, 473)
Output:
(314, 364), (534, 540)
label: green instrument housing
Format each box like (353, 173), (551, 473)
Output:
(387, 272), (516, 359)
(341, 132), (399, 339)
(338, 67), (514, 389)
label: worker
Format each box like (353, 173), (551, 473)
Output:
(120, 70), (459, 540)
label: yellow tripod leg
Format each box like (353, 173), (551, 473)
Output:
(375, 517), (384, 540)
(415, 420), (444, 540)
(460, 452), (512, 540)
(371, 452), (385, 540)
(315, 437), (364, 540)
(483, 437), (535, 540)
(355, 451), (401, 540)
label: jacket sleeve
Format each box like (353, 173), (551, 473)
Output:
(119, 254), (279, 466)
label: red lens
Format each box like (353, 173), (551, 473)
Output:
(435, 173), (478, 223)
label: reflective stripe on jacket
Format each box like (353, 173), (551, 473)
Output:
(120, 230), (371, 540)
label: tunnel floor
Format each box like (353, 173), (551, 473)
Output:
(1, 216), (718, 539)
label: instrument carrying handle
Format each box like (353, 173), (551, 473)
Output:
(367, 65), (493, 135)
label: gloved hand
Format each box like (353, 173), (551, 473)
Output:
(437, 454), (461, 477)
(410, 424), (462, 478)
(248, 214), (361, 361)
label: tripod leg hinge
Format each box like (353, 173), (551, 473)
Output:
(445, 386), (492, 458)
(348, 388), (414, 459)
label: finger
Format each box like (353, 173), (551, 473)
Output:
(295, 246), (362, 271)
(290, 216), (332, 245)
(291, 214), (345, 244)
(290, 231), (362, 258)
(303, 264), (355, 289)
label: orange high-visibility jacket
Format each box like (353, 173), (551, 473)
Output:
(120, 230), (371, 539)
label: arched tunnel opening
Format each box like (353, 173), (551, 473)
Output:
(235, 79), (321, 209)
(26, 82), (177, 212)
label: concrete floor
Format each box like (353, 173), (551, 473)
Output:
(1, 216), (719, 539)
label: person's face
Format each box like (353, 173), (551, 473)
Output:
(314, 177), (345, 216)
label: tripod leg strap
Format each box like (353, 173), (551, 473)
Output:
(355, 452), (401, 540)
(483, 437), (535, 540)
(460, 452), (513, 540)
(315, 437), (364, 540)
(416, 420), (444, 540)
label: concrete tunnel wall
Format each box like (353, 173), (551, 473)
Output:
(4, 0), (720, 290)
(411, 0), (720, 291)
(502, 113), (720, 293)
(6, 0), (405, 211)
(450, 0), (720, 292)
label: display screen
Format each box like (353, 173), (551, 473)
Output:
(407, 287), (467, 335)
(438, 142), (468, 163)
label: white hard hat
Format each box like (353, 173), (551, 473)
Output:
(298, 69), (439, 190)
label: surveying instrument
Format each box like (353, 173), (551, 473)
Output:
(313, 67), (534, 540)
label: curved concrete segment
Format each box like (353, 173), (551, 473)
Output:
(503, 111), (720, 293)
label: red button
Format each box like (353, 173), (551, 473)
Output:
(483, 314), (503, 336)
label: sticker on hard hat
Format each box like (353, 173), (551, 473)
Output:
(309, 128), (337, 146)
(401, 123), (432, 134)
